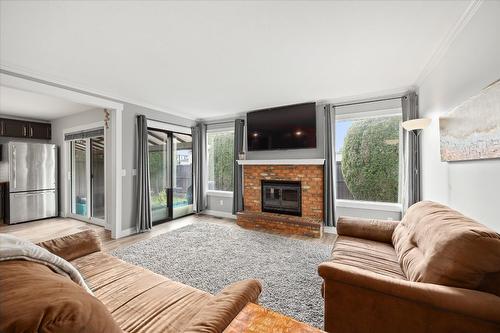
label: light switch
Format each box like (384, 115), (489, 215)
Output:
(121, 169), (126, 176)
(132, 169), (137, 176)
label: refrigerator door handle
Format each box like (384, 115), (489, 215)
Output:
(11, 146), (16, 190)
(13, 190), (55, 197)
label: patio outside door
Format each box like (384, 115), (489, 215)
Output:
(69, 131), (105, 226)
(147, 128), (193, 224)
(148, 129), (172, 224)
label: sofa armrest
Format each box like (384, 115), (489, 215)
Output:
(318, 262), (500, 324)
(37, 229), (102, 261)
(336, 216), (399, 243)
(183, 279), (262, 333)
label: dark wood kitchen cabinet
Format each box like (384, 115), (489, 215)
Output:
(0, 118), (51, 140)
(0, 118), (27, 138)
(28, 122), (51, 140)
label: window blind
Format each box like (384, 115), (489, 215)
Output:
(64, 128), (104, 141)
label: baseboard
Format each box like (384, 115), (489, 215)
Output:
(323, 226), (337, 234)
(203, 210), (237, 219)
(118, 227), (138, 238)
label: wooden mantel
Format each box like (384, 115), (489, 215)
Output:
(237, 159), (325, 165)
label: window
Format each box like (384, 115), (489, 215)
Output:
(207, 129), (234, 192)
(335, 112), (402, 203)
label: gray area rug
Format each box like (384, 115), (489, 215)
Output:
(112, 223), (332, 328)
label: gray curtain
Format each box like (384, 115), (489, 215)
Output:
(324, 104), (337, 227)
(192, 122), (207, 213)
(232, 119), (245, 214)
(136, 115), (152, 232)
(401, 91), (420, 213)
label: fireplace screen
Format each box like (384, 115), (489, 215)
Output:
(261, 180), (301, 216)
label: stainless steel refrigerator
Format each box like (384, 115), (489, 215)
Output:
(0, 142), (57, 224)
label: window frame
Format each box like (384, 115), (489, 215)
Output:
(335, 107), (403, 211)
(206, 126), (235, 195)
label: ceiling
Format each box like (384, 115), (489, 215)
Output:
(0, 85), (95, 120)
(0, 1), (472, 120)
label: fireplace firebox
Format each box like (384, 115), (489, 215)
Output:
(261, 180), (302, 216)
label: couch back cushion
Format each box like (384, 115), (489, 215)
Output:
(37, 229), (101, 261)
(393, 201), (500, 295)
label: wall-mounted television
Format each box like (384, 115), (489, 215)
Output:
(247, 102), (316, 151)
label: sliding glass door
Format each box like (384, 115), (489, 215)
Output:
(147, 128), (192, 224)
(69, 133), (105, 226)
(91, 137), (105, 220)
(148, 129), (172, 223)
(172, 133), (193, 218)
(71, 139), (88, 218)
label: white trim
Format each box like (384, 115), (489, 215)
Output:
(117, 227), (138, 238)
(237, 159), (325, 165)
(207, 190), (234, 198)
(112, 109), (123, 239)
(207, 125), (234, 133)
(336, 199), (402, 212)
(414, 0), (483, 86)
(63, 122), (105, 136)
(0, 66), (197, 120)
(324, 226), (337, 234)
(203, 210), (237, 219)
(335, 107), (402, 121)
(0, 72), (124, 111)
(147, 119), (191, 135)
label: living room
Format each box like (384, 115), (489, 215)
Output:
(0, 1), (499, 333)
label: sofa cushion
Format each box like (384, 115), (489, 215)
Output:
(329, 236), (406, 280)
(393, 201), (500, 294)
(72, 251), (260, 333)
(37, 229), (102, 261)
(336, 216), (399, 244)
(0, 260), (122, 333)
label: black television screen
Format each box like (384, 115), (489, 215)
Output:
(247, 102), (316, 151)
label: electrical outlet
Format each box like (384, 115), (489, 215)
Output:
(219, 200), (224, 206)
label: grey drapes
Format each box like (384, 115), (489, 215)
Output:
(192, 122), (207, 213)
(324, 104), (337, 227)
(401, 91), (420, 213)
(232, 119), (245, 214)
(136, 115), (152, 232)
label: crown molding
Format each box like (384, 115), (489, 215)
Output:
(414, 0), (483, 86)
(0, 62), (197, 120)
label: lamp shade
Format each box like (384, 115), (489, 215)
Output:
(402, 118), (431, 131)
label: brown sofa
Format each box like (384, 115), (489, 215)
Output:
(318, 201), (500, 333)
(1, 229), (262, 333)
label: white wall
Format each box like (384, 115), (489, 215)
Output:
(419, 0), (500, 231)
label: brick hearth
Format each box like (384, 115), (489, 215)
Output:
(237, 164), (324, 237)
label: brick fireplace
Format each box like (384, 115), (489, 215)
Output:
(236, 160), (324, 238)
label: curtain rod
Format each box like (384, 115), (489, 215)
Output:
(332, 96), (404, 108)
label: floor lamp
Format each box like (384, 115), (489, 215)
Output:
(402, 118), (431, 137)
(401, 118), (431, 205)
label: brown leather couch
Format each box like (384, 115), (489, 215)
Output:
(318, 201), (500, 333)
(2, 229), (262, 333)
